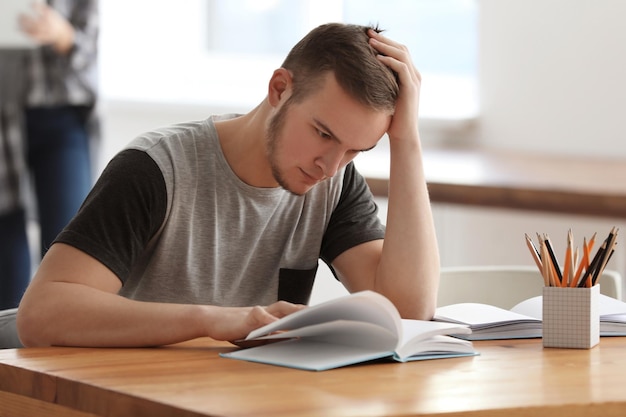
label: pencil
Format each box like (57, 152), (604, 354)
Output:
(570, 246), (580, 287)
(571, 237), (588, 287)
(545, 242), (558, 287)
(525, 233), (543, 272)
(563, 229), (576, 284)
(544, 234), (563, 286)
(578, 242), (605, 288)
(593, 227), (619, 285)
(588, 232), (597, 253)
(539, 240), (551, 286)
(595, 245), (617, 286)
(563, 233), (572, 288)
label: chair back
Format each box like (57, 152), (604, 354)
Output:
(0, 308), (22, 349)
(437, 265), (622, 309)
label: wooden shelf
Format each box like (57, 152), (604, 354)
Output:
(361, 147), (626, 218)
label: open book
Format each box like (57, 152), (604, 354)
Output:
(221, 290), (478, 371)
(434, 293), (626, 340)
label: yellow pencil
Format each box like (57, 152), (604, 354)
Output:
(525, 233), (543, 272)
(542, 242), (556, 287)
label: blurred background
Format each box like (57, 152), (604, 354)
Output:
(98, 0), (478, 164)
(31, 0), (626, 301)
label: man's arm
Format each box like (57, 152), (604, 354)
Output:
(332, 30), (439, 320)
(17, 243), (303, 347)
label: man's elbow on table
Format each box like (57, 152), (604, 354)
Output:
(16, 302), (53, 347)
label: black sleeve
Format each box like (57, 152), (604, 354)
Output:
(54, 149), (167, 283)
(320, 162), (385, 266)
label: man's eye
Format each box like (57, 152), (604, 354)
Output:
(317, 129), (331, 139)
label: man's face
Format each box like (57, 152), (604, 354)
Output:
(266, 73), (391, 196)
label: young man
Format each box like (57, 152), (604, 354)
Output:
(16, 23), (440, 348)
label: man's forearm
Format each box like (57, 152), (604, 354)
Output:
(18, 283), (209, 347)
(376, 135), (440, 320)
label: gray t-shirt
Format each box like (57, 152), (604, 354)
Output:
(56, 115), (385, 306)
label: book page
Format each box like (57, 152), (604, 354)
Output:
(222, 338), (395, 371)
(223, 292), (479, 370)
(435, 303), (539, 327)
(394, 335), (476, 362)
(510, 296), (542, 319)
(513, 294), (626, 320)
(246, 291), (401, 340)
(223, 320), (476, 370)
(252, 320), (397, 351)
(598, 294), (626, 317)
(394, 320), (473, 360)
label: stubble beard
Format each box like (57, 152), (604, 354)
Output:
(265, 102), (305, 196)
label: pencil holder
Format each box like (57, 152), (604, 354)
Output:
(542, 285), (599, 349)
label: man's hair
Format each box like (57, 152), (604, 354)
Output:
(280, 23), (399, 113)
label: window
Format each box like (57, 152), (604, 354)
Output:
(100, 0), (477, 121)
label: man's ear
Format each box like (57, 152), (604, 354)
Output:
(268, 68), (293, 107)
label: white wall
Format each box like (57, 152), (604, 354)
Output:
(478, 0), (626, 157)
(430, 0), (626, 299)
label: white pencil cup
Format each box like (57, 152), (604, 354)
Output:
(542, 285), (600, 349)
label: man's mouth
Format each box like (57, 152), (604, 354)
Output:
(301, 169), (324, 185)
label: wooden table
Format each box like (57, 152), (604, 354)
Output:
(359, 147), (626, 218)
(3, 337), (626, 417)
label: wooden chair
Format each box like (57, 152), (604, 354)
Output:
(437, 265), (622, 309)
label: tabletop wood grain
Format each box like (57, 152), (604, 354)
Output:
(3, 337), (626, 417)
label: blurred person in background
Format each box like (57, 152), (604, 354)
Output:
(0, 0), (99, 310)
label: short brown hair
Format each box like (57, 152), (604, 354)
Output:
(281, 23), (399, 113)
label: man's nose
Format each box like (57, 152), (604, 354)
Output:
(316, 150), (345, 179)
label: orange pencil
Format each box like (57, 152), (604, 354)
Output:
(584, 234), (604, 288)
(563, 240), (571, 287)
(587, 232), (597, 254)
(577, 237), (609, 288)
(564, 229), (576, 287)
(572, 237), (589, 287)
(572, 246), (579, 285)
